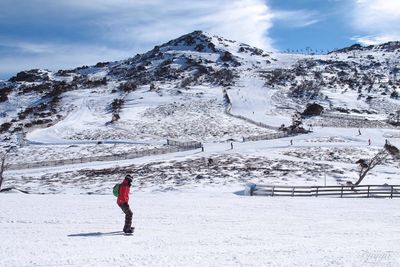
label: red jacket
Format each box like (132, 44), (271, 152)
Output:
(117, 179), (130, 205)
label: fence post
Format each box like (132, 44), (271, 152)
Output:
(391, 186), (394, 199)
(316, 187), (319, 197)
(245, 183), (256, 196)
(367, 186), (370, 198)
(271, 186), (275, 197)
(340, 186), (344, 198)
(291, 187), (295, 197)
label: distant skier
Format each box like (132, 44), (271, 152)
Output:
(290, 139), (293, 145)
(368, 139), (371, 146)
(230, 142), (233, 150)
(117, 174), (134, 234)
(358, 129), (361, 135)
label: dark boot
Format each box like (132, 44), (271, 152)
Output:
(123, 228), (133, 234)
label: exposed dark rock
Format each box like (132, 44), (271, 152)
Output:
(0, 87), (12, 102)
(95, 62), (109, 68)
(9, 69), (49, 82)
(0, 122), (12, 133)
(302, 103), (324, 116)
(331, 41), (400, 54)
(220, 51), (233, 62)
(332, 44), (364, 54)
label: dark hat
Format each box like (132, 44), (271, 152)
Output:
(125, 174), (133, 183)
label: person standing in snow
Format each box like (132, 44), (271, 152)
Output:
(117, 174), (134, 234)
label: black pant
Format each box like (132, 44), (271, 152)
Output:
(119, 203), (133, 230)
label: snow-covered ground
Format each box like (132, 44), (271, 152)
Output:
(23, 84), (276, 144)
(228, 70), (292, 127)
(5, 126), (399, 193)
(2, 125), (400, 266)
(1, 32), (400, 266)
(1, 189), (399, 267)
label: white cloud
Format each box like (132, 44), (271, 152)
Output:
(1, 41), (52, 54)
(0, 40), (130, 78)
(272, 10), (322, 28)
(351, 35), (399, 46)
(87, 0), (275, 50)
(352, 0), (400, 45)
(0, 0), (275, 78)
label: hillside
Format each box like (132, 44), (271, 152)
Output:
(1, 31), (399, 148)
(0, 31), (276, 146)
(0, 31), (399, 191)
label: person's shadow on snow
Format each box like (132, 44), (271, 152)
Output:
(68, 231), (125, 237)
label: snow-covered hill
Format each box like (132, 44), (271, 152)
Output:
(1, 30), (399, 147)
(0, 31), (278, 145)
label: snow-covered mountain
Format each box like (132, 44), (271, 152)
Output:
(0, 31), (399, 146)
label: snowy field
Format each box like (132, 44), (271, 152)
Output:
(4, 126), (399, 194)
(1, 126), (400, 266)
(1, 189), (400, 267)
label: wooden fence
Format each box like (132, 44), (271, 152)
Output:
(223, 89), (279, 131)
(225, 109), (279, 131)
(5, 141), (202, 171)
(309, 112), (395, 129)
(242, 132), (289, 142)
(245, 183), (400, 198)
(166, 139), (202, 148)
(321, 113), (369, 121)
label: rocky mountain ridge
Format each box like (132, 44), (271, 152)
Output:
(332, 41), (400, 54)
(0, 31), (399, 145)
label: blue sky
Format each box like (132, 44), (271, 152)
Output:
(268, 0), (355, 53)
(0, 0), (399, 79)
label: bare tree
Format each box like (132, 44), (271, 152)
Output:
(291, 112), (302, 128)
(387, 110), (400, 125)
(354, 143), (400, 185)
(0, 155), (6, 191)
(0, 146), (16, 192)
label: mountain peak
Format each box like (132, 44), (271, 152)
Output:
(157, 30), (220, 54)
(373, 41), (400, 52)
(332, 41), (400, 54)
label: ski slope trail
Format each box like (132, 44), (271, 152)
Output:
(229, 70), (292, 127)
(1, 191), (399, 267)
